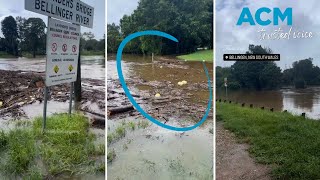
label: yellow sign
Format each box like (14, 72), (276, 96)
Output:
(68, 65), (74, 72)
(54, 65), (59, 73)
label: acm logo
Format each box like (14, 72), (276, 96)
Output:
(237, 7), (292, 26)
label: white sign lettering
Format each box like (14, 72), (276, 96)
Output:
(25, 0), (94, 28)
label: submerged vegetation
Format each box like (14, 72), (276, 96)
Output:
(217, 102), (320, 179)
(107, 120), (150, 146)
(107, 120), (150, 163)
(0, 113), (105, 179)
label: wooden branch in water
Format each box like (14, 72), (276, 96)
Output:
(108, 105), (134, 116)
(91, 117), (105, 128)
(81, 108), (105, 118)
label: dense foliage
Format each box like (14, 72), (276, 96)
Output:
(107, 0), (213, 55)
(217, 45), (320, 90)
(0, 16), (105, 58)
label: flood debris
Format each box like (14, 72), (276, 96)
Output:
(0, 70), (105, 126)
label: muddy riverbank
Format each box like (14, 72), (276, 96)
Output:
(216, 121), (270, 180)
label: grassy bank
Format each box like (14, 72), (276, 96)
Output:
(0, 52), (16, 58)
(217, 102), (320, 179)
(177, 50), (213, 62)
(0, 114), (104, 179)
(81, 50), (105, 56)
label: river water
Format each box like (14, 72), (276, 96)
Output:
(217, 87), (320, 119)
(0, 56), (105, 80)
(107, 55), (213, 179)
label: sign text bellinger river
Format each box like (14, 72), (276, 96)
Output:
(116, 30), (213, 132)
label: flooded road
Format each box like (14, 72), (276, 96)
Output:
(217, 87), (320, 119)
(107, 55), (213, 179)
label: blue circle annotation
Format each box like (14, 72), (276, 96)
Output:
(116, 30), (212, 132)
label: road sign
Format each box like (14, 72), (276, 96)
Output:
(45, 18), (80, 86)
(25, 0), (94, 28)
(72, 45), (77, 53)
(51, 43), (57, 52)
(62, 44), (68, 52)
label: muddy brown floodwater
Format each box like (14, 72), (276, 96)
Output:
(107, 54), (213, 179)
(0, 56), (105, 179)
(217, 87), (320, 119)
(0, 56), (105, 122)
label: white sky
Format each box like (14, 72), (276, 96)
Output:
(0, 0), (105, 39)
(216, 0), (320, 69)
(107, 0), (138, 25)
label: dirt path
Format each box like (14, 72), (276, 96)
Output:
(216, 121), (271, 180)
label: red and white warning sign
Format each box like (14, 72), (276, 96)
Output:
(62, 44), (68, 52)
(46, 18), (80, 86)
(51, 43), (57, 52)
(72, 45), (77, 53)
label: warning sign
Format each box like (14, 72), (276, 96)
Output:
(72, 45), (77, 53)
(68, 65), (74, 72)
(45, 18), (80, 86)
(62, 44), (68, 52)
(52, 43), (57, 52)
(54, 65), (59, 73)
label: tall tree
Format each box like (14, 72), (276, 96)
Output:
(107, 23), (122, 53)
(231, 45), (281, 90)
(1, 16), (18, 56)
(83, 32), (95, 40)
(24, 18), (46, 58)
(119, 0), (212, 55)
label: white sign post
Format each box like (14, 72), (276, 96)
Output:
(25, 0), (94, 131)
(224, 77), (228, 100)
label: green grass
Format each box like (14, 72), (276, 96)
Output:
(127, 121), (136, 130)
(81, 50), (104, 56)
(217, 102), (320, 179)
(137, 120), (150, 129)
(20, 52), (45, 58)
(4, 129), (36, 174)
(115, 126), (126, 138)
(0, 113), (105, 178)
(0, 51), (16, 58)
(177, 50), (213, 62)
(107, 149), (116, 163)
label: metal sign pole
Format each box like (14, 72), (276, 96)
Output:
(43, 16), (51, 132)
(226, 85), (228, 100)
(69, 82), (74, 115)
(224, 77), (228, 100)
(43, 86), (48, 132)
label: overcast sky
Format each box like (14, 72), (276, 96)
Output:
(0, 0), (105, 39)
(107, 0), (139, 25)
(216, 0), (320, 69)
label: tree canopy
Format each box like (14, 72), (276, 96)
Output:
(0, 15), (104, 57)
(217, 45), (320, 90)
(107, 0), (213, 55)
(1, 16), (19, 56)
